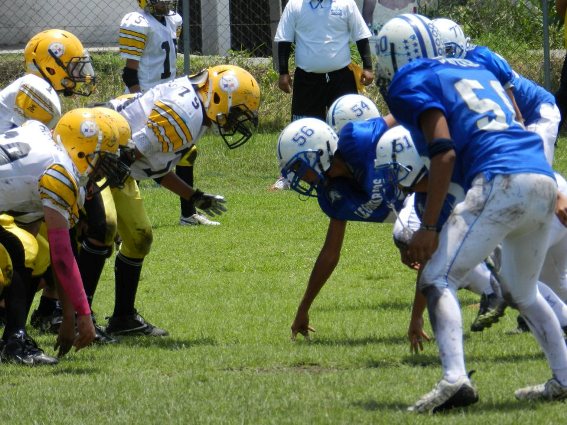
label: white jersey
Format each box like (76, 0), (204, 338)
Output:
(110, 76), (205, 180)
(119, 9), (182, 92)
(0, 74), (61, 133)
(0, 121), (84, 226)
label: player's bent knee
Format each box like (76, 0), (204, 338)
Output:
(120, 227), (153, 258)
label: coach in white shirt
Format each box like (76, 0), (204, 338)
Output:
(275, 0), (374, 121)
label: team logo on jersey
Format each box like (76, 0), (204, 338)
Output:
(80, 120), (98, 137)
(219, 74), (239, 93)
(48, 42), (65, 58)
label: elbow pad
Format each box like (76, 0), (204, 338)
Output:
(122, 67), (140, 89)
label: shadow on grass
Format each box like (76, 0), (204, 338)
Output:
(112, 336), (217, 350)
(309, 335), (408, 346)
(316, 300), (410, 313)
(51, 367), (100, 376)
(352, 398), (537, 413)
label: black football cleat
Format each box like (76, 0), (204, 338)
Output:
(106, 311), (168, 337)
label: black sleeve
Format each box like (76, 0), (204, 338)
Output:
(356, 38), (373, 71)
(277, 41), (293, 75)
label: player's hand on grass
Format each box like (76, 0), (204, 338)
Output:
(291, 310), (315, 341)
(55, 314), (76, 358)
(408, 316), (430, 355)
(75, 314), (96, 352)
(192, 190), (227, 216)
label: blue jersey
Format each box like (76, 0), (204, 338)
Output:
(511, 72), (556, 126)
(316, 117), (404, 222)
(466, 46), (555, 126)
(465, 46), (514, 89)
(387, 58), (554, 190)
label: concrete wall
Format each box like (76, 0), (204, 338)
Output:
(0, 0), (141, 48)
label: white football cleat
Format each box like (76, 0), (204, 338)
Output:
(408, 376), (478, 413)
(179, 213), (220, 226)
(515, 378), (567, 401)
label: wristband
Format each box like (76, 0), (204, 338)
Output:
(419, 223), (440, 232)
(190, 189), (204, 202)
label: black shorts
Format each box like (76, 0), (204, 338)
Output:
(291, 66), (358, 121)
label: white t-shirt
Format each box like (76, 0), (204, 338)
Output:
(0, 74), (61, 133)
(119, 10), (182, 92)
(274, 0), (371, 73)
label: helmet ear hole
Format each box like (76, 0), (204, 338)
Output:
(46, 67), (56, 76)
(213, 93), (221, 104)
(77, 152), (86, 159)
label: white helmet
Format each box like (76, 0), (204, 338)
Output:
(375, 126), (427, 190)
(375, 14), (444, 82)
(276, 118), (338, 197)
(326, 94), (381, 135)
(433, 18), (468, 59)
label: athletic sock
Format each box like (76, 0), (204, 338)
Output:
(113, 252), (143, 317)
(519, 292), (567, 385)
(78, 239), (110, 307)
(425, 286), (467, 383)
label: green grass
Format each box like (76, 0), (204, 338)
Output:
(2, 132), (567, 424)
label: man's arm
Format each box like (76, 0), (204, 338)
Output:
(408, 270), (431, 354)
(355, 38), (374, 86)
(156, 171), (227, 216)
(43, 206), (95, 356)
(506, 87), (524, 127)
(277, 41), (293, 94)
(291, 218), (347, 340)
(407, 108), (455, 265)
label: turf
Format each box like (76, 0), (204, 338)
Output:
(2, 132), (567, 424)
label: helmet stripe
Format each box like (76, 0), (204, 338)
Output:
(399, 14), (438, 59)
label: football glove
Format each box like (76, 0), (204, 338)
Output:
(191, 190), (227, 216)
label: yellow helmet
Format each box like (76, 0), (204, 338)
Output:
(92, 107), (132, 147)
(195, 65), (260, 149)
(90, 107), (133, 189)
(24, 29), (96, 97)
(53, 108), (129, 187)
(137, 0), (177, 17)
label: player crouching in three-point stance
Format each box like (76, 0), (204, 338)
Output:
(0, 108), (130, 364)
(375, 13), (567, 412)
(68, 65), (261, 338)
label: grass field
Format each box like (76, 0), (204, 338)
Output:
(2, 131), (567, 424)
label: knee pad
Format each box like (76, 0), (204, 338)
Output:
(119, 227), (153, 259)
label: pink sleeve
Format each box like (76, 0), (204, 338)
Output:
(47, 228), (91, 316)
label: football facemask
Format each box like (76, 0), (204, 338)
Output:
(281, 150), (329, 198)
(215, 105), (259, 149)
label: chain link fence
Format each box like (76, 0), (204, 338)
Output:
(0, 0), (565, 127)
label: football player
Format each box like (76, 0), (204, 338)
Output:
(376, 13), (567, 411)
(277, 107), (405, 340)
(72, 65), (260, 337)
(0, 108), (130, 364)
(24, 29), (96, 97)
(434, 17), (562, 332)
(16, 29), (100, 336)
(119, 0), (181, 94)
(1, 28), (95, 134)
(434, 17), (560, 166)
